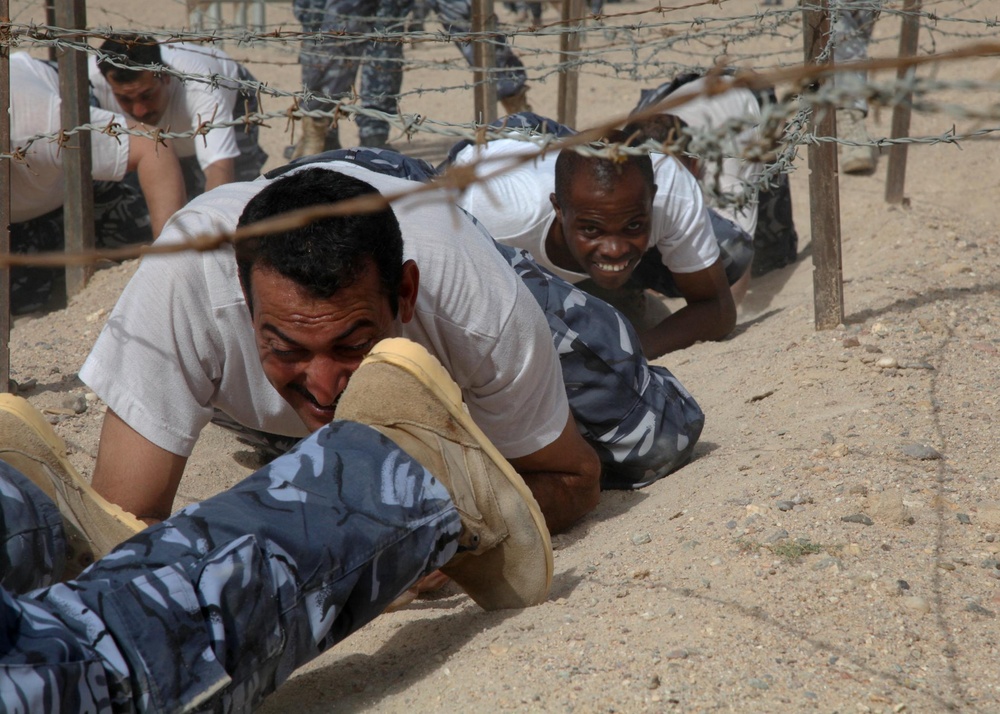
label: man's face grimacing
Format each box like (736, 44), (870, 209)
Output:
(107, 72), (170, 125)
(249, 259), (419, 432)
(552, 164), (656, 291)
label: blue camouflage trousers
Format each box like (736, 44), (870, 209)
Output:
(0, 421), (461, 712)
(265, 148), (704, 489)
(10, 180), (154, 315)
(832, 1), (880, 113)
(294, 0), (412, 141)
(423, 0), (528, 101)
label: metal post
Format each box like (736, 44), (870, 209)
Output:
(471, 0), (498, 123)
(556, 0), (582, 127)
(0, 0), (12, 392)
(803, 0), (844, 329)
(884, 0), (921, 205)
(55, 0), (95, 298)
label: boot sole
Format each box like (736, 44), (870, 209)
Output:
(362, 338), (554, 597)
(0, 395), (145, 574)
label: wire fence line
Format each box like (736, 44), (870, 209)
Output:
(2, 0), (999, 267)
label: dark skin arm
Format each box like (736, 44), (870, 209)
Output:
(637, 256), (736, 359)
(508, 411), (602, 534)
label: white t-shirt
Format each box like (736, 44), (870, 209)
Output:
(452, 139), (719, 283)
(89, 43), (242, 170)
(80, 161), (568, 461)
(661, 76), (764, 234)
(10, 53), (130, 223)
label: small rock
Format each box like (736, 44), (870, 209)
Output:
(62, 394), (88, 415)
(986, 534), (996, 543)
(776, 500), (795, 512)
(901, 596), (931, 614)
(842, 513), (874, 526)
(896, 579), (910, 594)
(725, 520), (738, 530)
(965, 602), (995, 618)
(766, 529), (789, 544)
(664, 648), (688, 660)
(842, 337), (860, 348)
(863, 344), (883, 354)
(821, 431), (836, 444)
(876, 356), (899, 369)
(870, 491), (915, 526)
(746, 677), (770, 690)
(957, 513), (971, 525)
(646, 674), (661, 690)
(900, 443), (942, 460)
(631, 533), (651, 546)
(937, 561), (956, 572)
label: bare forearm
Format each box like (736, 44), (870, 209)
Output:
(520, 471), (600, 535)
(203, 159), (235, 192)
(131, 139), (186, 236)
(639, 298), (736, 358)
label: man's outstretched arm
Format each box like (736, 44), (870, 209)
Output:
(126, 133), (187, 237)
(638, 256), (736, 359)
(508, 412), (601, 534)
(91, 409), (188, 525)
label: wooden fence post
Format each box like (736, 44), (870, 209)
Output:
(802, 0), (844, 329)
(557, 0), (582, 127)
(472, 0), (498, 124)
(55, 0), (95, 299)
(0, 0), (11, 392)
(885, 0), (921, 205)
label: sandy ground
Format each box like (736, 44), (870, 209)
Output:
(7, 0), (1000, 710)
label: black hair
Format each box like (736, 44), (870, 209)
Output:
(97, 34), (163, 83)
(235, 168), (405, 316)
(553, 130), (655, 208)
(622, 114), (690, 151)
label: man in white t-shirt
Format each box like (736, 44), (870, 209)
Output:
(628, 73), (798, 278)
(90, 34), (268, 197)
(81, 159), (602, 535)
(451, 130), (751, 358)
(9, 52), (186, 314)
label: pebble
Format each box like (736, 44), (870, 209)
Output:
(957, 513), (971, 525)
(766, 529), (789, 543)
(664, 648), (688, 660)
(842, 513), (874, 526)
(61, 394), (88, 415)
(876, 356), (899, 369)
(965, 602), (995, 618)
(746, 677), (770, 690)
(631, 533), (651, 546)
(986, 534), (996, 543)
(901, 596), (931, 614)
(896, 579), (910, 594)
(900, 443), (942, 460)
(776, 500), (795, 512)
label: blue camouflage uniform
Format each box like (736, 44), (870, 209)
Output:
(241, 147), (705, 490)
(832, 1), (880, 114)
(0, 421), (461, 711)
(294, 0), (412, 144)
(423, 0), (528, 101)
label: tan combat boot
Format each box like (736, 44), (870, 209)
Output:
(335, 338), (553, 611)
(290, 116), (332, 160)
(0, 395), (145, 577)
(837, 108), (876, 175)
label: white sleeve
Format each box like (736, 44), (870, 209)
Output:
(652, 158), (721, 273)
(79, 240), (225, 458)
(186, 84), (240, 170)
(88, 106), (131, 183)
